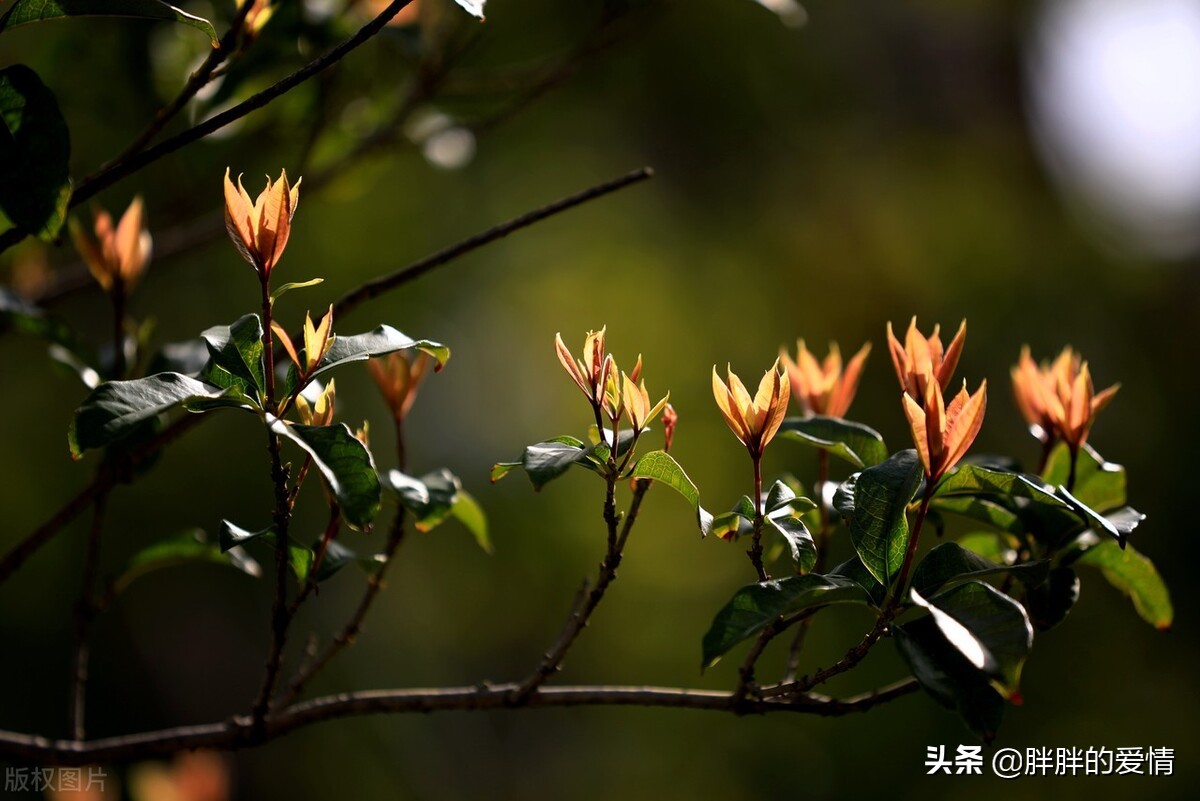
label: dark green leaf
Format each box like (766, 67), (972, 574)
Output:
(0, 0), (218, 45)
(778, 416), (887, 468)
(1055, 485), (1127, 547)
(113, 529), (260, 594)
(1077, 540), (1172, 630)
(0, 64), (70, 240)
(310, 325), (449, 383)
(930, 496), (1022, 536)
(201, 313), (265, 399)
(218, 520), (312, 582)
(311, 539), (381, 583)
(894, 616), (1006, 741)
(701, 573), (870, 668)
(493, 436), (587, 490)
(69, 372), (248, 457)
(840, 449), (924, 586)
(385, 468), (457, 531)
(270, 419), (381, 530)
(828, 555), (887, 606)
(1042, 442), (1126, 512)
(767, 514), (816, 572)
(912, 542), (1048, 596)
(934, 463), (1064, 508)
(1022, 566), (1080, 632)
(912, 580), (1033, 698)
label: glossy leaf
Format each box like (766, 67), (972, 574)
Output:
(1022, 566), (1080, 632)
(777, 416), (887, 468)
(627, 450), (717, 537)
(112, 529), (260, 595)
(827, 555), (887, 606)
(308, 325), (448, 383)
(1077, 540), (1172, 630)
(911, 581), (1033, 698)
(838, 449), (924, 586)
(0, 64), (71, 240)
(930, 496), (1022, 536)
(492, 436), (587, 490)
(270, 419), (381, 530)
(911, 542), (1048, 596)
(1055, 485), (1128, 547)
(894, 616), (1006, 741)
(453, 0), (486, 19)
(1042, 442), (1126, 512)
(701, 573), (870, 668)
(218, 521), (313, 582)
(934, 463), (1064, 508)
(767, 514), (816, 572)
(955, 532), (1015, 565)
(311, 539), (381, 583)
(0, 0), (218, 45)
(69, 372), (248, 457)
(201, 313), (265, 399)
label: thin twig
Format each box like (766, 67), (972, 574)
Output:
(0, 0), (417, 256)
(103, 0), (257, 169)
(0, 679), (917, 766)
(329, 167), (654, 321)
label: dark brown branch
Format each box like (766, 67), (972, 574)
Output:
(0, 680), (917, 766)
(329, 166), (654, 321)
(102, 0), (256, 170)
(0, 0), (417, 256)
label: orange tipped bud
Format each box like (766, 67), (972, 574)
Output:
(712, 360), (790, 458)
(621, 369), (669, 433)
(70, 196), (152, 295)
(555, 327), (616, 408)
(886, 317), (965, 399)
(1011, 345), (1119, 449)
(295, 379), (336, 427)
(903, 378), (987, 482)
(780, 339), (870, 418)
(223, 167), (301, 277)
(367, 350), (433, 422)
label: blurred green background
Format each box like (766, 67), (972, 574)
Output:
(0, 0), (1195, 798)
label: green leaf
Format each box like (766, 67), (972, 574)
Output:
(0, 64), (71, 240)
(309, 325), (449, 383)
(270, 419), (382, 530)
(828, 555), (887, 606)
(1042, 442), (1126, 512)
(451, 490), (492, 554)
(911, 542), (1048, 596)
(1055, 485), (1129, 547)
(626, 450), (717, 537)
(934, 463), (1064, 508)
(777, 416), (888, 468)
(628, 450), (698, 506)
(112, 529), (260, 595)
(69, 372), (248, 457)
(911, 581), (1033, 699)
(385, 468), (457, 531)
(701, 573), (870, 668)
(201, 313), (265, 400)
(767, 514), (816, 572)
(311, 539), (381, 583)
(270, 278), (324, 302)
(837, 449), (924, 586)
(1076, 540), (1172, 630)
(894, 616), (1006, 741)
(218, 520), (313, 582)
(492, 436), (586, 490)
(930, 496), (1022, 536)
(0, 0), (219, 46)
(1022, 566), (1080, 632)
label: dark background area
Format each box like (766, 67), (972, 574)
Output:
(0, 0), (1195, 798)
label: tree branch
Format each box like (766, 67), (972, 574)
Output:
(0, 0), (417, 256)
(0, 680), (918, 766)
